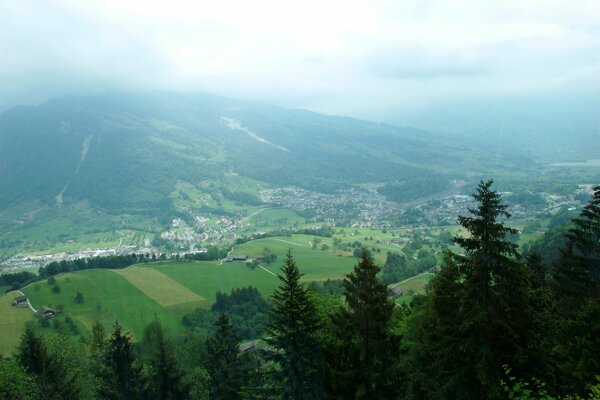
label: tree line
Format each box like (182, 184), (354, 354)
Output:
(1, 180), (599, 399)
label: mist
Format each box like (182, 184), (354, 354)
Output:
(2, 0), (600, 130)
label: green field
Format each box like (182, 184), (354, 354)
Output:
(391, 273), (434, 304)
(0, 242), (360, 353)
(234, 235), (358, 280)
(0, 291), (34, 355)
(0, 232), (437, 354)
(21, 270), (182, 340)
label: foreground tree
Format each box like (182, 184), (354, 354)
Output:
(98, 322), (143, 399)
(16, 326), (82, 399)
(552, 185), (600, 395)
(405, 180), (538, 399)
(265, 249), (325, 400)
(326, 248), (397, 399)
(0, 358), (38, 400)
(553, 185), (600, 303)
(206, 313), (248, 400)
(140, 319), (187, 399)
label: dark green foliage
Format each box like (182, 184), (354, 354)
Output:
(139, 319), (188, 399)
(97, 322), (143, 399)
(551, 186), (600, 395)
(39, 253), (147, 278)
(0, 271), (36, 291)
(74, 291), (84, 304)
(405, 180), (538, 399)
(182, 286), (269, 340)
(307, 279), (345, 295)
(553, 185), (600, 303)
(265, 250), (325, 399)
(0, 358), (38, 400)
(205, 313), (248, 400)
(325, 248), (398, 399)
(15, 326), (82, 399)
(379, 249), (436, 285)
(212, 286), (269, 339)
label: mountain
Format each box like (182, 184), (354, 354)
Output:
(0, 92), (532, 215)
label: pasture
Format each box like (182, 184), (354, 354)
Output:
(234, 235), (358, 280)
(0, 233), (433, 354)
(0, 291), (33, 355)
(391, 273), (434, 305)
(22, 269), (182, 340)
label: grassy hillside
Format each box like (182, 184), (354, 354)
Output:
(22, 269), (182, 340)
(234, 235), (358, 280)
(0, 291), (34, 355)
(0, 239), (365, 353)
(391, 273), (434, 305)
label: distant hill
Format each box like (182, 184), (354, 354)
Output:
(0, 92), (531, 216)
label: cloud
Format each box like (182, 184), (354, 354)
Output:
(0, 0), (599, 118)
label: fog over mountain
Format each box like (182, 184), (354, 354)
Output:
(2, 1), (599, 140)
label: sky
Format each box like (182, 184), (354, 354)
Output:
(1, 0), (600, 122)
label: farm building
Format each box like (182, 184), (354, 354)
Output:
(225, 255), (249, 263)
(36, 306), (56, 319)
(13, 295), (28, 308)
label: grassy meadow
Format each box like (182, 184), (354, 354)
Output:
(391, 273), (434, 305)
(0, 291), (34, 355)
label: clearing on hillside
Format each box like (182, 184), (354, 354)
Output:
(0, 291), (34, 355)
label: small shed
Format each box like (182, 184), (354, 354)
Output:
(14, 295), (28, 308)
(36, 306), (56, 319)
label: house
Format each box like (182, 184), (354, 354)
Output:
(391, 288), (404, 297)
(225, 255), (249, 263)
(14, 295), (28, 308)
(36, 306), (56, 319)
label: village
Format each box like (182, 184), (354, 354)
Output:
(0, 184), (589, 275)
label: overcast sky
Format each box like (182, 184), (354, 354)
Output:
(1, 0), (599, 120)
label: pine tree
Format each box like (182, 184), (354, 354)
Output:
(140, 319), (187, 399)
(326, 248), (397, 399)
(205, 313), (247, 400)
(552, 186), (600, 395)
(16, 326), (82, 399)
(264, 249), (324, 400)
(407, 180), (537, 399)
(98, 322), (142, 399)
(0, 358), (38, 400)
(553, 185), (600, 303)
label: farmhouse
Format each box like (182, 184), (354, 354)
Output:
(36, 306), (56, 319)
(225, 255), (249, 263)
(13, 295), (28, 308)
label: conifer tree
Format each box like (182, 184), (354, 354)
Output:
(206, 313), (247, 400)
(264, 249), (324, 400)
(16, 326), (82, 399)
(407, 180), (537, 399)
(552, 186), (600, 395)
(326, 248), (397, 399)
(98, 322), (142, 399)
(553, 185), (600, 303)
(141, 319), (187, 399)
